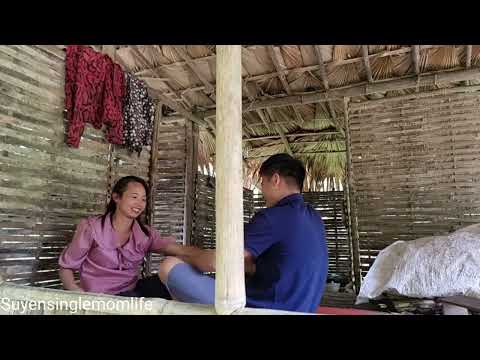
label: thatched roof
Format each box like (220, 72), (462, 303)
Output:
(92, 45), (479, 189)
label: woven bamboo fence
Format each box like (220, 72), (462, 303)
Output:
(190, 174), (254, 249)
(347, 87), (480, 280)
(146, 116), (191, 274)
(0, 45), (114, 289)
(0, 45), (174, 287)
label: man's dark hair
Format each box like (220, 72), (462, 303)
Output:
(259, 153), (306, 191)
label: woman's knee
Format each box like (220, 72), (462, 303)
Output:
(158, 256), (185, 284)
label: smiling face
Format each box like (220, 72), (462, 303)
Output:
(112, 181), (147, 220)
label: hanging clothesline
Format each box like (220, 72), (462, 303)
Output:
(64, 45), (155, 156)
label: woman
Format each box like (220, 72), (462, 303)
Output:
(58, 176), (175, 298)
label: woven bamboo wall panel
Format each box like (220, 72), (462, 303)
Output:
(148, 118), (187, 273)
(191, 174), (254, 250)
(348, 89), (480, 277)
(0, 45), (110, 289)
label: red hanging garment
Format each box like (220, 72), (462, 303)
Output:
(64, 45), (125, 147)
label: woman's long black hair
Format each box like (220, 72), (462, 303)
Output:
(101, 176), (150, 236)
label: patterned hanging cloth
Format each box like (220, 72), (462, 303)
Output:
(123, 72), (155, 155)
(64, 45), (125, 147)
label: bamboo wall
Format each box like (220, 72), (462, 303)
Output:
(190, 174), (254, 249)
(0, 46), (114, 288)
(147, 117), (190, 274)
(347, 88), (480, 278)
(0, 45), (180, 286)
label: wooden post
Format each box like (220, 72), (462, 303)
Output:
(183, 119), (199, 245)
(145, 102), (162, 275)
(343, 97), (362, 292)
(214, 45), (246, 315)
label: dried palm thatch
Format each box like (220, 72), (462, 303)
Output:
(114, 45), (477, 190)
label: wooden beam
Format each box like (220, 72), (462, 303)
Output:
(267, 46), (291, 93)
(287, 140), (345, 146)
(214, 45), (246, 315)
(198, 67), (480, 119)
(313, 45), (343, 133)
(466, 45), (473, 68)
(132, 46), (258, 76)
(412, 45), (420, 74)
(240, 66), (273, 135)
(140, 45), (450, 100)
(361, 45), (373, 82)
(314, 45), (330, 90)
(349, 83), (480, 109)
(243, 130), (341, 142)
(246, 150), (345, 159)
(245, 118), (344, 127)
(465, 45), (473, 87)
(267, 45), (303, 123)
(137, 45), (444, 85)
(265, 108), (293, 155)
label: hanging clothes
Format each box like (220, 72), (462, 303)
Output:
(64, 45), (125, 147)
(123, 72), (155, 155)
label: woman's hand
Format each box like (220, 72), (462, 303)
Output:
(59, 268), (85, 292)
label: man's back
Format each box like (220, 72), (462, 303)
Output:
(245, 193), (328, 313)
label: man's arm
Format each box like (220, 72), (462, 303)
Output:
(162, 243), (256, 275)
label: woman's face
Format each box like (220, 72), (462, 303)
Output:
(113, 182), (147, 219)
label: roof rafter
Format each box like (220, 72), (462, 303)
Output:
(267, 45), (304, 124)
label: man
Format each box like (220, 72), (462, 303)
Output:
(159, 153), (328, 313)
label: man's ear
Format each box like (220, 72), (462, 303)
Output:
(272, 173), (281, 186)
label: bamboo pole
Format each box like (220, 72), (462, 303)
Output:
(145, 102), (162, 275)
(343, 97), (362, 292)
(0, 278), (304, 315)
(214, 45), (246, 315)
